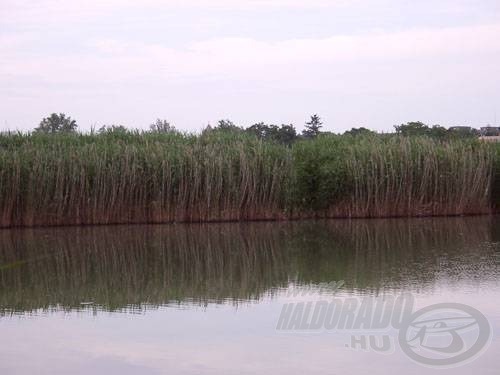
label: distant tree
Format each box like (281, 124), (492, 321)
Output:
(428, 125), (448, 139)
(98, 124), (128, 134)
(447, 126), (479, 139)
(215, 119), (240, 131)
(276, 124), (297, 146)
(35, 113), (77, 133)
(246, 122), (272, 139)
(246, 123), (297, 145)
(150, 119), (176, 133)
(395, 121), (481, 139)
(302, 115), (323, 138)
(343, 127), (375, 136)
(394, 121), (429, 137)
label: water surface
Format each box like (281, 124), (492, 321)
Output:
(0, 218), (499, 374)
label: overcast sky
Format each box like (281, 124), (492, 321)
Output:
(1, 0), (500, 133)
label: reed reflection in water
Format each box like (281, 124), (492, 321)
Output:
(0, 217), (499, 314)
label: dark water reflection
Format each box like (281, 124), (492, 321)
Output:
(1, 217), (499, 312)
(0, 217), (499, 374)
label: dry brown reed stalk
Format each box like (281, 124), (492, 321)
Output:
(0, 131), (497, 227)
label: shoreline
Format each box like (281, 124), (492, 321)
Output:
(1, 211), (498, 230)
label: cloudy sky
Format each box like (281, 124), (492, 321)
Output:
(1, 0), (500, 133)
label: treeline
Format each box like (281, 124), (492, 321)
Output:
(30, 113), (481, 145)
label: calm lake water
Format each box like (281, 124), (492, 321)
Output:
(0, 217), (499, 374)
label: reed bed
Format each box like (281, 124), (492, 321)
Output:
(0, 131), (291, 227)
(0, 131), (498, 227)
(299, 136), (495, 217)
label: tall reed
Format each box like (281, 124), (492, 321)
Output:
(291, 135), (495, 217)
(0, 131), (291, 226)
(0, 131), (497, 227)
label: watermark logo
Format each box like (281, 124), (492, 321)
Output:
(399, 303), (491, 368)
(276, 286), (491, 368)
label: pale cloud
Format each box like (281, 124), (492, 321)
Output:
(0, 0), (352, 26)
(13, 24), (496, 83)
(1, 1), (500, 131)
(2, 0), (352, 12)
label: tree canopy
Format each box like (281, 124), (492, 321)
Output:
(302, 115), (323, 138)
(150, 119), (176, 133)
(246, 123), (297, 145)
(35, 113), (77, 133)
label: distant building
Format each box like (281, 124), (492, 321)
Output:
(480, 126), (500, 137)
(479, 136), (500, 142)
